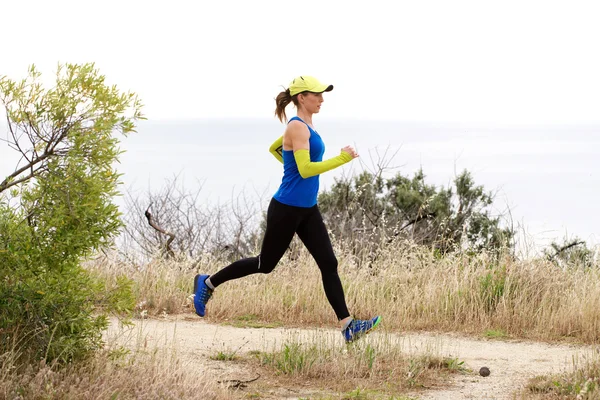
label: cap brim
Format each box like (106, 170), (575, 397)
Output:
(317, 84), (334, 93)
(293, 84), (334, 96)
(308, 84), (333, 94)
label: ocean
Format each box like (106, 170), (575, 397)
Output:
(2, 118), (599, 254)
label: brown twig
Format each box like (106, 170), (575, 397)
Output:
(548, 240), (585, 262)
(144, 203), (175, 258)
(387, 212), (437, 244)
(217, 374), (260, 389)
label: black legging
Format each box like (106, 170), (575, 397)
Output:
(209, 197), (350, 320)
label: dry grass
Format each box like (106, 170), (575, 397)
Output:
(93, 240), (600, 343)
(0, 332), (231, 400)
(315, 391), (418, 400)
(248, 332), (465, 397)
(523, 354), (600, 399)
(90, 256), (192, 317)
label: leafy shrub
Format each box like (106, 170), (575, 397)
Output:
(0, 63), (142, 363)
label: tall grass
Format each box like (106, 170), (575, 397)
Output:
(253, 333), (466, 395)
(0, 328), (231, 399)
(525, 354), (600, 399)
(92, 239), (600, 343)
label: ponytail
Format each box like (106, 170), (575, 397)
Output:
(274, 88), (299, 123)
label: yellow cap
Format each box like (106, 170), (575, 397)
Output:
(288, 76), (334, 96)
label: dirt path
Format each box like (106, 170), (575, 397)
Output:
(106, 315), (592, 399)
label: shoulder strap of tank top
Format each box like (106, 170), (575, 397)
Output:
(288, 116), (304, 125)
(288, 116), (314, 133)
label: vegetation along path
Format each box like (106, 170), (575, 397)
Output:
(107, 316), (591, 399)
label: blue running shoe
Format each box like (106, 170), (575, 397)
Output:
(193, 274), (213, 317)
(343, 316), (382, 343)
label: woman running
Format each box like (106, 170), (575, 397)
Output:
(193, 76), (381, 342)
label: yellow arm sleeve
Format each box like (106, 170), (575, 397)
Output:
(269, 136), (284, 164)
(293, 149), (353, 179)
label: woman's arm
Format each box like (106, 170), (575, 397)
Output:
(269, 136), (284, 164)
(287, 121), (355, 179)
(293, 150), (353, 178)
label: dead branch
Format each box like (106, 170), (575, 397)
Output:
(387, 211), (437, 244)
(144, 203), (175, 258)
(548, 240), (585, 262)
(217, 374), (260, 389)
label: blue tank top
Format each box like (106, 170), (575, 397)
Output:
(273, 117), (325, 208)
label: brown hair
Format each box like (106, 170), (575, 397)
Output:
(274, 88), (300, 123)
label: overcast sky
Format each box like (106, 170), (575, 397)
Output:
(2, 0), (600, 124)
(2, 0), (599, 251)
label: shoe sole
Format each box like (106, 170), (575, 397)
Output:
(363, 315), (382, 338)
(193, 274), (202, 317)
(369, 316), (382, 333)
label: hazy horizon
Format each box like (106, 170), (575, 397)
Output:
(2, 117), (598, 255)
(119, 118), (599, 255)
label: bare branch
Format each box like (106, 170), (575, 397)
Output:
(0, 152), (53, 193)
(217, 374), (260, 389)
(548, 240), (585, 262)
(144, 203), (176, 259)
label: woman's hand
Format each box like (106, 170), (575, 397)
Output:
(341, 145), (359, 159)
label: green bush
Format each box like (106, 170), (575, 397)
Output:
(0, 64), (142, 363)
(318, 169), (513, 257)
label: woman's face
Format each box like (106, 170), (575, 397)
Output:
(299, 92), (324, 114)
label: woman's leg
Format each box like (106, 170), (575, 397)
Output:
(208, 198), (301, 287)
(295, 206), (382, 342)
(295, 205), (351, 321)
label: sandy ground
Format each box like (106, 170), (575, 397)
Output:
(106, 315), (594, 399)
